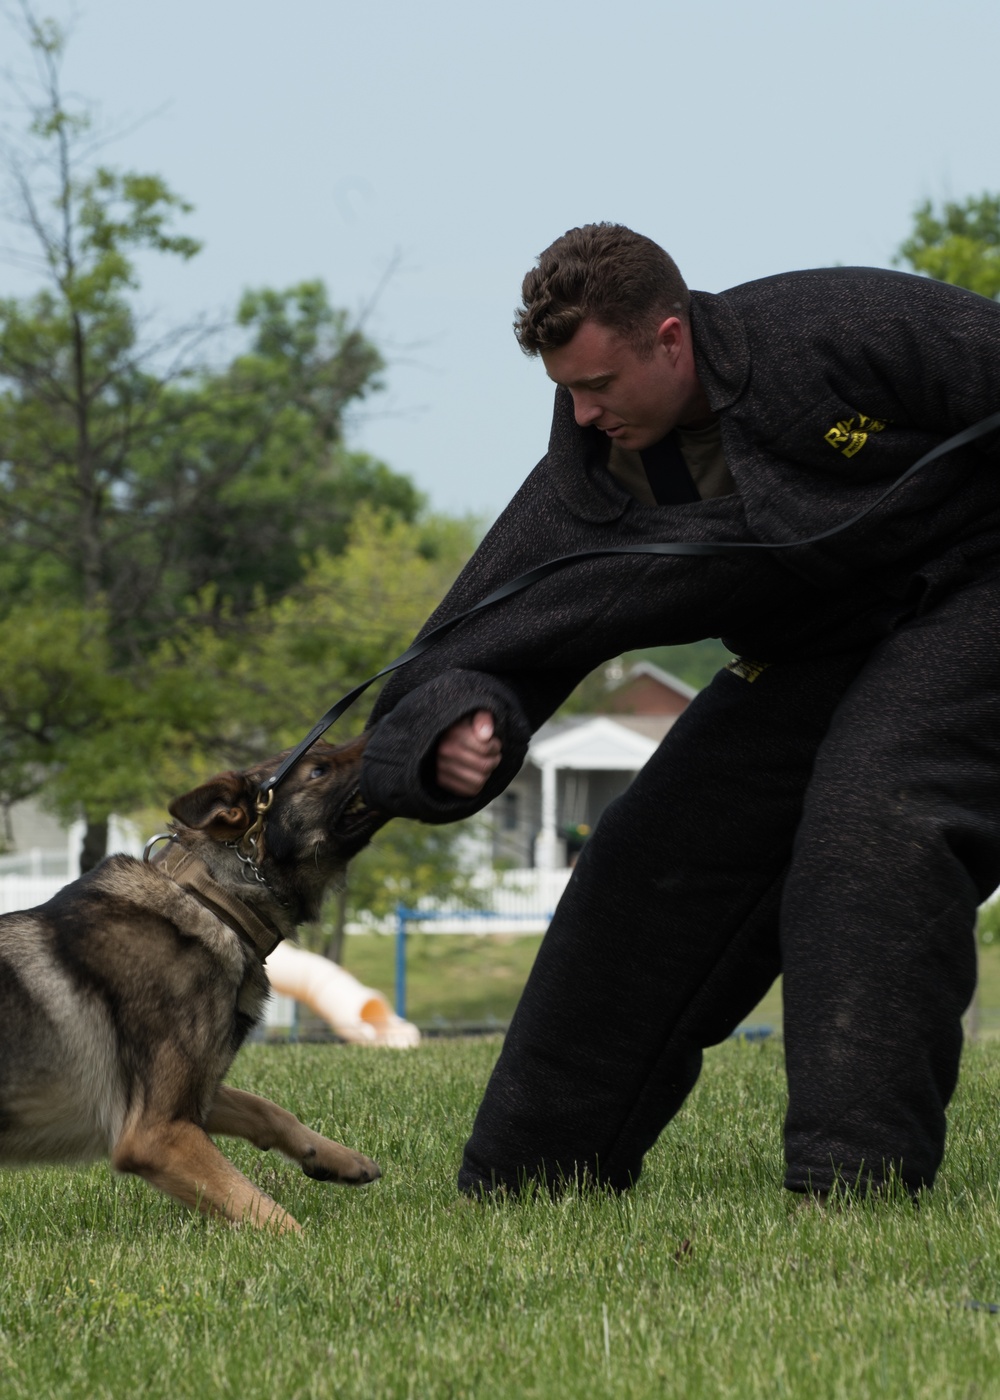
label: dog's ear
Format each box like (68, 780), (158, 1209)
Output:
(168, 773), (255, 840)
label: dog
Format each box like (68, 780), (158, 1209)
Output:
(0, 733), (387, 1234)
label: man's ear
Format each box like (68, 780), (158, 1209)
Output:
(168, 773), (255, 840)
(654, 315), (684, 359)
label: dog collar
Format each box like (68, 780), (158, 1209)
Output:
(154, 841), (283, 962)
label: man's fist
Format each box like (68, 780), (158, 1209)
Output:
(436, 710), (502, 796)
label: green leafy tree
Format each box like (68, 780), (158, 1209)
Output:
(895, 193), (1000, 301)
(0, 45), (201, 625)
(0, 11), (419, 864)
(146, 505), (481, 960)
(150, 506), (477, 767)
(0, 5), (200, 856)
(138, 282), (423, 625)
(0, 602), (178, 865)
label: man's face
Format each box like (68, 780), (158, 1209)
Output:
(540, 316), (694, 451)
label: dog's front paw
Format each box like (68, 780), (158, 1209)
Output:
(301, 1143), (381, 1185)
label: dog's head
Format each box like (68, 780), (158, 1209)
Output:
(167, 734), (387, 923)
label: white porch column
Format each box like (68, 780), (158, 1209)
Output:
(533, 760), (564, 870)
(67, 818), (85, 880)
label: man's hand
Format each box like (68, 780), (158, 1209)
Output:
(436, 710), (502, 796)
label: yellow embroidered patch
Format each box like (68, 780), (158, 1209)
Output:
(824, 412), (887, 460)
(725, 657), (770, 683)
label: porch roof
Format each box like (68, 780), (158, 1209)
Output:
(528, 714), (675, 772)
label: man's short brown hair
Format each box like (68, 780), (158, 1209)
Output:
(514, 223), (690, 358)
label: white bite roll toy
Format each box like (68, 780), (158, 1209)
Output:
(265, 941), (420, 1047)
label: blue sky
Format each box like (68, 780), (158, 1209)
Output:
(1, 0), (998, 519)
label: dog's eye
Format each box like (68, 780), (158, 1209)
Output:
(309, 764), (328, 780)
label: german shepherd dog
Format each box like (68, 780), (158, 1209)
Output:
(0, 734), (386, 1234)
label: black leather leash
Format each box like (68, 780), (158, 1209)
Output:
(261, 408), (1000, 798)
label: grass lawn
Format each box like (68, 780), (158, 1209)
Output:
(341, 930), (545, 1031)
(1, 1037), (999, 1398)
(341, 934), (1000, 1039)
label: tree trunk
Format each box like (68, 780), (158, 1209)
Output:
(79, 818), (108, 873)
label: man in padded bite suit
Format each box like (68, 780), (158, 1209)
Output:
(360, 222), (1000, 1200)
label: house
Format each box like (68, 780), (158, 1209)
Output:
(489, 662), (696, 871)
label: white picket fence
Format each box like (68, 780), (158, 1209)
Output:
(0, 875), (70, 917)
(0, 821), (143, 917)
(347, 867), (573, 936)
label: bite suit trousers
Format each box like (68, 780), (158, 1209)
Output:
(458, 567), (1000, 1196)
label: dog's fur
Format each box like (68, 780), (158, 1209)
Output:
(0, 734), (387, 1234)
